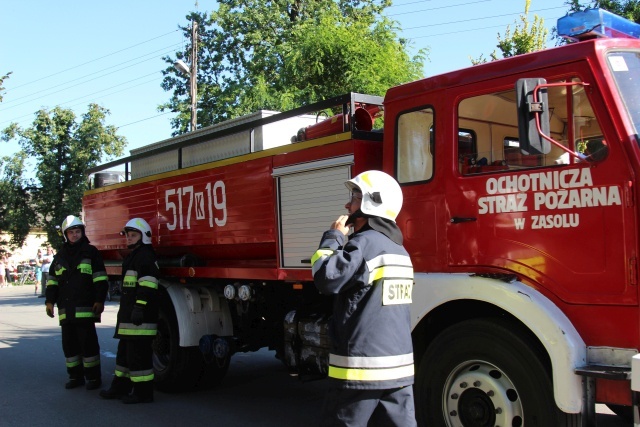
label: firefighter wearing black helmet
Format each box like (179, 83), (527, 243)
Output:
(311, 170), (416, 426)
(45, 215), (109, 391)
(100, 217), (159, 404)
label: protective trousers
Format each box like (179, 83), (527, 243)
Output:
(61, 322), (101, 381)
(113, 339), (154, 398)
(320, 386), (417, 427)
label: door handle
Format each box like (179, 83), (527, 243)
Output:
(450, 217), (477, 223)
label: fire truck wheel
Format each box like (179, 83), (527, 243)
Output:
(414, 317), (581, 427)
(153, 295), (229, 392)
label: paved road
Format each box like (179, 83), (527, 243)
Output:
(0, 284), (631, 426)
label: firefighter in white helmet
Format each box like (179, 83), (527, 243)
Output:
(45, 215), (109, 391)
(100, 217), (159, 404)
(310, 170), (416, 426)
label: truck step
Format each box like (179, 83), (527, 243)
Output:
(575, 365), (630, 380)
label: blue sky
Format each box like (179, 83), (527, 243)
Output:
(1, 0), (569, 162)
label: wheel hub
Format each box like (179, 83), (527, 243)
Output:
(458, 388), (496, 425)
(444, 361), (523, 427)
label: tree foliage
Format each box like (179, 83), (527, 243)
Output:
(0, 72), (11, 103)
(472, 0), (548, 64)
(159, 0), (426, 134)
(1, 104), (126, 249)
(0, 152), (36, 252)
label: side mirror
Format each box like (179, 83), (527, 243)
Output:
(516, 78), (551, 155)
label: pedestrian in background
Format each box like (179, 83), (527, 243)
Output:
(45, 215), (109, 390)
(100, 218), (159, 404)
(7, 259), (16, 284)
(39, 254), (52, 298)
(34, 256), (42, 295)
(311, 170), (416, 427)
(0, 256), (6, 288)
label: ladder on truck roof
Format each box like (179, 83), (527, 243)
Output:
(87, 92), (383, 184)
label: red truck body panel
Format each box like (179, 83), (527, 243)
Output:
(84, 137), (382, 281)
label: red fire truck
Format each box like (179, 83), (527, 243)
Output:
(84, 9), (640, 426)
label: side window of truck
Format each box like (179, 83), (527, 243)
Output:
(503, 138), (542, 168)
(457, 129), (477, 173)
(457, 78), (607, 176)
(396, 107), (435, 184)
(550, 78), (608, 165)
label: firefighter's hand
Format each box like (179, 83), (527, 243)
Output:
(92, 302), (104, 315)
(45, 303), (54, 318)
(131, 305), (144, 326)
(330, 215), (350, 236)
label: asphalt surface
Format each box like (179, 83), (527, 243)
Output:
(0, 284), (631, 426)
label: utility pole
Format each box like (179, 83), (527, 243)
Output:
(190, 20), (198, 132)
(174, 21), (198, 132)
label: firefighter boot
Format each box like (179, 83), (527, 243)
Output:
(99, 377), (132, 400)
(84, 356), (102, 390)
(65, 361), (84, 389)
(64, 377), (85, 389)
(86, 378), (102, 390)
(122, 382), (153, 404)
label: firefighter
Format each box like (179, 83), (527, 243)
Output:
(310, 170), (416, 427)
(45, 215), (108, 390)
(100, 217), (159, 404)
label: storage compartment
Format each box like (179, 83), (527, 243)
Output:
(274, 156), (353, 268)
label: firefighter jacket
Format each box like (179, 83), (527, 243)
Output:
(311, 225), (415, 390)
(115, 244), (159, 340)
(45, 236), (108, 326)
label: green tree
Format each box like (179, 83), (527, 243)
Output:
(2, 104), (126, 248)
(0, 152), (36, 251)
(159, 0), (426, 134)
(0, 72), (11, 103)
(471, 0), (548, 64)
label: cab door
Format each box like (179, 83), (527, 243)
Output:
(444, 72), (637, 306)
(387, 103), (449, 274)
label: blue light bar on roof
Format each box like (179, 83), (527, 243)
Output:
(557, 8), (640, 41)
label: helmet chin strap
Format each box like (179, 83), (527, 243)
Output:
(346, 209), (403, 245)
(346, 209), (366, 226)
(127, 241), (142, 250)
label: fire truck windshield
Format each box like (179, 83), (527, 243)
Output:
(608, 50), (640, 136)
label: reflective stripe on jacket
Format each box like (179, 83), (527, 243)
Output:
(115, 244), (160, 340)
(311, 227), (415, 390)
(45, 238), (109, 325)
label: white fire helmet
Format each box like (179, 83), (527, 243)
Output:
(345, 170), (403, 222)
(61, 215), (85, 242)
(121, 218), (152, 244)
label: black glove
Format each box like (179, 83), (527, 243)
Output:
(131, 305), (145, 326)
(45, 303), (55, 318)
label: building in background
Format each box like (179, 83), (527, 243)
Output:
(0, 230), (49, 264)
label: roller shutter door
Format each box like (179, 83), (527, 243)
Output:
(274, 156), (352, 268)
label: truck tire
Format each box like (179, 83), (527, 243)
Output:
(153, 294), (229, 392)
(415, 317), (581, 427)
